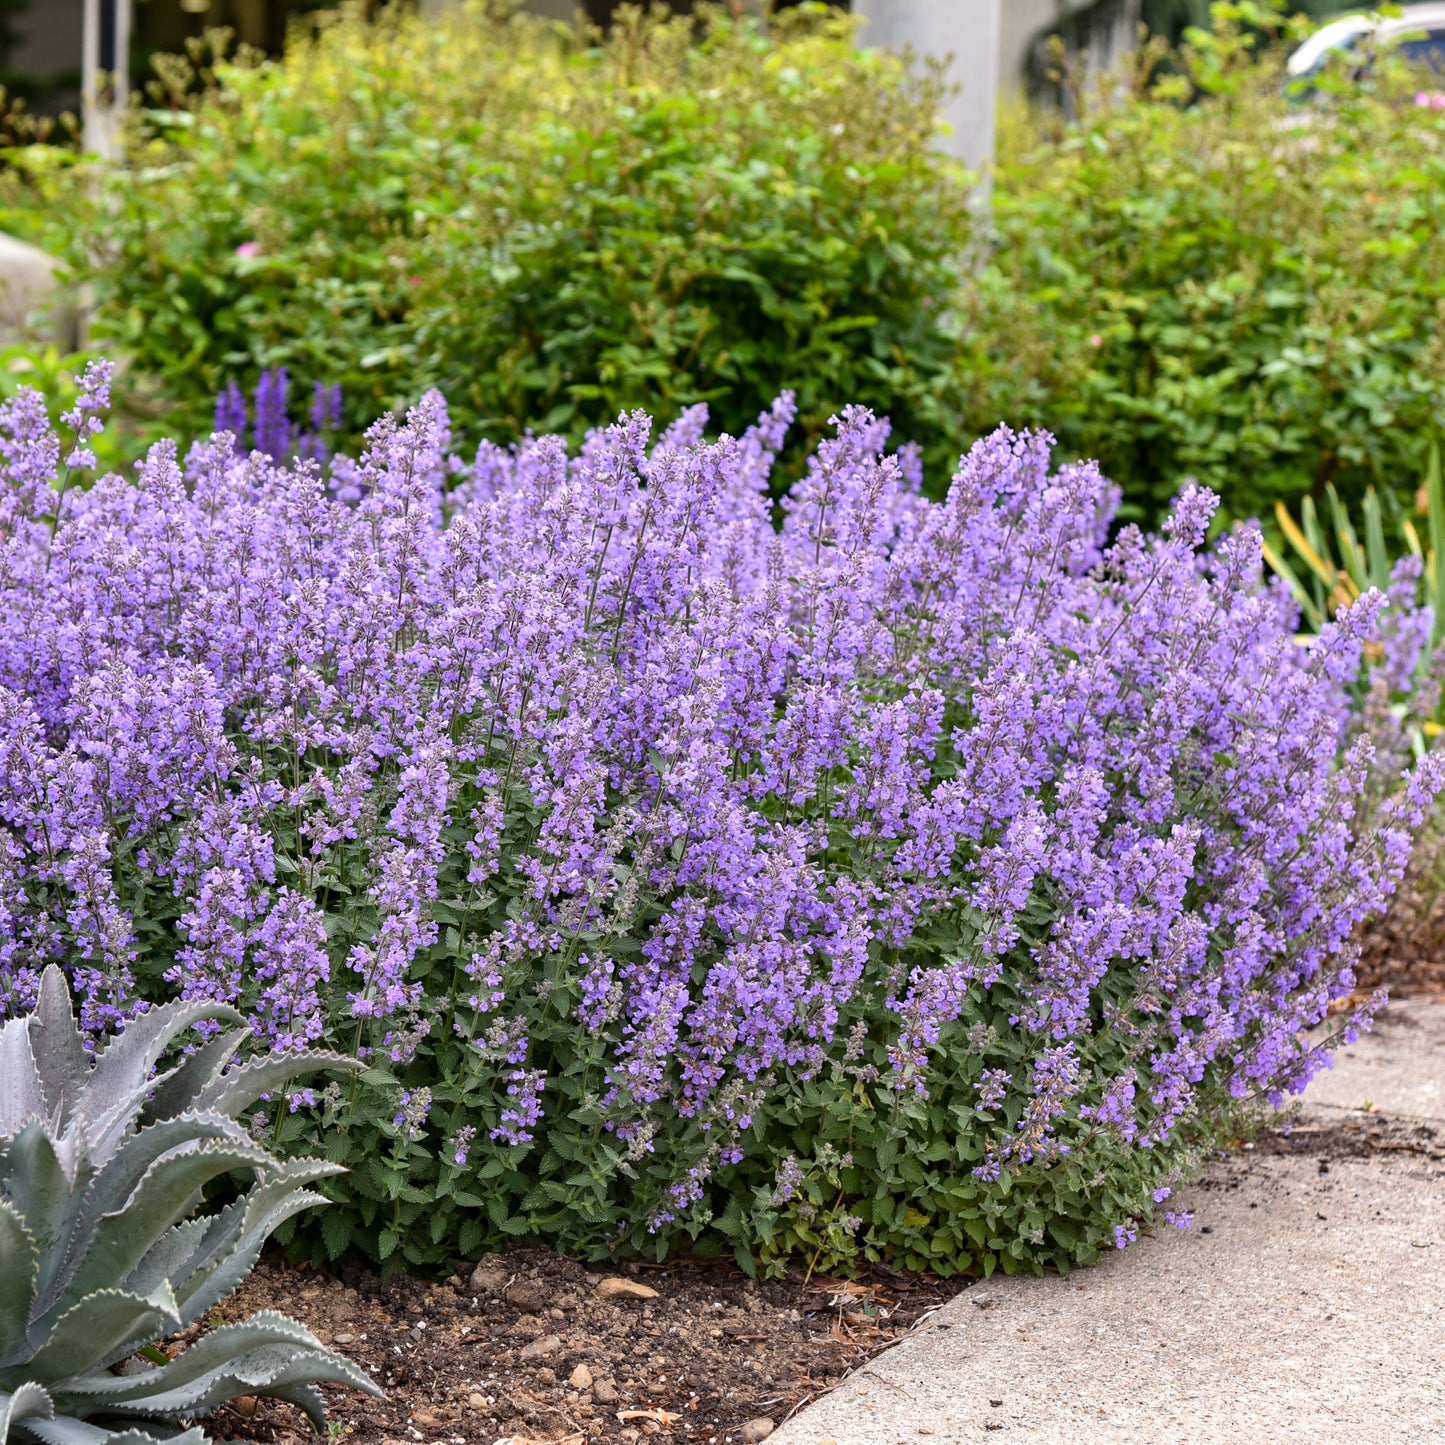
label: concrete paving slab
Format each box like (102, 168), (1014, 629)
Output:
(1305, 999), (1445, 1122)
(770, 1001), (1445, 1445)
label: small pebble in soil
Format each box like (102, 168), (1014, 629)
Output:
(506, 1281), (551, 1313)
(1201, 1226), (1214, 1234)
(569, 1364), (594, 1390)
(593, 1377), (620, 1405)
(469, 1258), (508, 1295)
(518, 1334), (562, 1360)
(741, 1418), (775, 1443)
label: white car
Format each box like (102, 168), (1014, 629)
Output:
(1287, 4), (1445, 83)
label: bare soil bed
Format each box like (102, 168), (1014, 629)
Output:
(205, 1249), (962, 1445)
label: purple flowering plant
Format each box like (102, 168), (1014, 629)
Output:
(214, 368), (344, 464)
(0, 359), (1438, 1278)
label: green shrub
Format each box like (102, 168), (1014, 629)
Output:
(4, 2), (971, 479)
(960, 15), (1445, 523)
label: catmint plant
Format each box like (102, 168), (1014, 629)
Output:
(0, 358), (1435, 1277)
(212, 369), (342, 462)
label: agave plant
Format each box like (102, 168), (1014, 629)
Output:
(0, 967), (381, 1445)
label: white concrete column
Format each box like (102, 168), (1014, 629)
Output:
(81, 0), (132, 159)
(853, 0), (1001, 172)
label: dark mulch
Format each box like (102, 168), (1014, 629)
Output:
(202, 1248), (964, 1445)
(1355, 873), (1445, 1001)
(1249, 1113), (1445, 1166)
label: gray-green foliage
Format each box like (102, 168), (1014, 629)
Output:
(0, 967), (380, 1445)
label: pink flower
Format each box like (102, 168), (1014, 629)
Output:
(235, 241), (260, 258)
(1413, 92), (1445, 110)
(1089, 333), (1103, 348)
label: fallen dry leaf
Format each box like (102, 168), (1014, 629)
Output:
(594, 1276), (660, 1301)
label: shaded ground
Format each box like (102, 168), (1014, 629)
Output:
(206, 1250), (963, 1445)
(1355, 865), (1445, 1000)
(1247, 1113), (1443, 1166)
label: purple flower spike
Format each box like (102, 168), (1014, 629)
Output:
(0, 381), (1435, 1271)
(214, 378), (249, 451)
(253, 366), (291, 458)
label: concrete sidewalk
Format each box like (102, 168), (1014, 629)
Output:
(772, 1000), (1445, 1445)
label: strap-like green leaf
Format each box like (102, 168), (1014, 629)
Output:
(1426, 441), (1445, 652)
(1361, 487), (1389, 592)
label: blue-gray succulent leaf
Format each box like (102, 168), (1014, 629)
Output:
(4, 1123), (90, 1326)
(81, 1003), (246, 1167)
(137, 1036), (246, 1130)
(17, 1286), (180, 1391)
(44, 1142), (274, 1327)
(0, 1203), (39, 1369)
(188, 1052), (359, 1121)
(53, 1311), (381, 1411)
(0, 1020), (45, 1142)
(76, 1115), (255, 1255)
(170, 1183), (337, 1329)
(24, 970), (89, 1127)
(24, 1421), (208, 1445)
(0, 1381), (55, 1445)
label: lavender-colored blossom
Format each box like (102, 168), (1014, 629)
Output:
(392, 1086), (432, 1142)
(253, 366), (291, 458)
(61, 359), (112, 469)
(312, 381), (344, 435)
(214, 378), (248, 450)
(0, 376), (1436, 1252)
